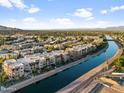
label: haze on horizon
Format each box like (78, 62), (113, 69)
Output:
(0, 0), (124, 29)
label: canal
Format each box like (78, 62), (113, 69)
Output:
(17, 39), (119, 93)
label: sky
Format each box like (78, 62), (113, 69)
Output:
(0, 0), (124, 29)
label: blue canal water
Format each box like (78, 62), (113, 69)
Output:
(17, 39), (119, 93)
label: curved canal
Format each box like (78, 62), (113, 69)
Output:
(17, 37), (119, 93)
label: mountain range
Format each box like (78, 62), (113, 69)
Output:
(0, 25), (124, 31)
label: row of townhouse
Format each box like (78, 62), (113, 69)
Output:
(3, 56), (46, 78)
(5, 37), (25, 45)
(19, 46), (44, 57)
(0, 49), (19, 59)
(0, 46), (44, 59)
(11, 37), (43, 50)
(2, 43), (97, 78)
(66, 44), (96, 60)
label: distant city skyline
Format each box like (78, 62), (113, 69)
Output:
(0, 0), (124, 29)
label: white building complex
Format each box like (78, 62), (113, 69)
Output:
(2, 36), (103, 78)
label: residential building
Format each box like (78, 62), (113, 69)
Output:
(3, 59), (24, 78)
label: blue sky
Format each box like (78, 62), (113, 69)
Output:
(0, 0), (124, 29)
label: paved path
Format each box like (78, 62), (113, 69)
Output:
(79, 80), (99, 93)
(98, 87), (120, 93)
(98, 77), (124, 93)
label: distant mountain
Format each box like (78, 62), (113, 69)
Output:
(0, 25), (124, 31)
(106, 26), (124, 30)
(0, 25), (21, 31)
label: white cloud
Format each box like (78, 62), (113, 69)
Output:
(87, 8), (92, 11)
(110, 5), (124, 12)
(10, 0), (27, 9)
(51, 18), (74, 27)
(9, 17), (44, 29)
(28, 6), (40, 13)
(2, 18), (119, 29)
(72, 8), (94, 21)
(0, 0), (12, 8)
(97, 21), (110, 25)
(74, 8), (93, 18)
(86, 17), (94, 21)
(0, 0), (27, 9)
(4, 17), (75, 29)
(94, 21), (111, 28)
(23, 17), (37, 23)
(0, 0), (41, 14)
(101, 5), (124, 14)
(101, 10), (108, 14)
(110, 6), (120, 12)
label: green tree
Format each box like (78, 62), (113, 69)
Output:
(114, 56), (124, 71)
